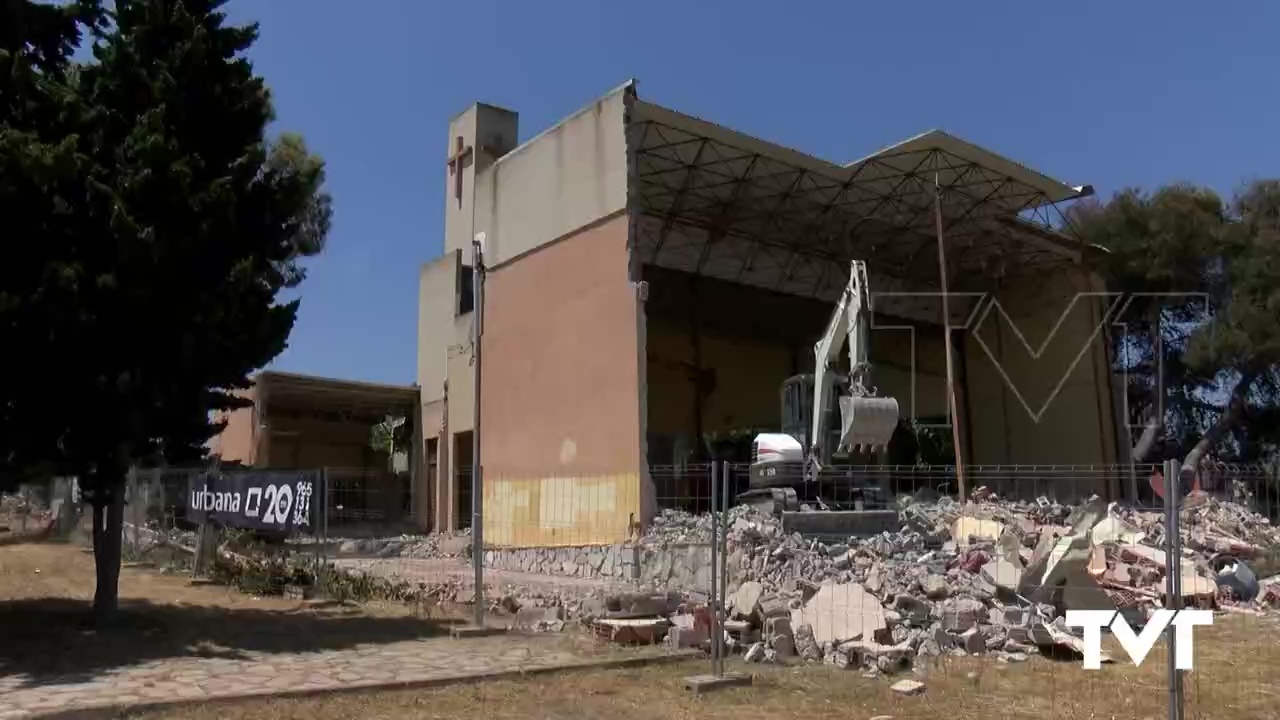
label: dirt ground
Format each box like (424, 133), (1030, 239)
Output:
(119, 616), (1280, 720)
(0, 538), (462, 687)
(2, 539), (1278, 720)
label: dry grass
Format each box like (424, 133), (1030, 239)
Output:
(124, 617), (1280, 720)
(3, 540), (1278, 720)
(0, 539), (451, 685)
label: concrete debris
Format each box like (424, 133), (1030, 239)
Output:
(320, 483), (1280, 674)
(791, 582), (887, 646)
(890, 679), (926, 696)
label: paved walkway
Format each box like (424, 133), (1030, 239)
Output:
(0, 634), (681, 719)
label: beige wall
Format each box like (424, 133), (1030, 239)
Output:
(479, 213), (642, 546)
(417, 251), (459, 405)
(964, 267), (1119, 472)
(208, 388), (260, 464)
(444, 105), (519, 258)
(473, 87), (629, 267)
(264, 414), (378, 469)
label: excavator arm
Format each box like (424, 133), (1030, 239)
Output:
(804, 260), (900, 482)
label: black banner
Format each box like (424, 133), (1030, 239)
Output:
(187, 470), (320, 533)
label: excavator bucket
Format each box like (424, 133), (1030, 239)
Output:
(838, 394), (901, 452)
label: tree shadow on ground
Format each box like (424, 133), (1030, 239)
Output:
(0, 596), (452, 688)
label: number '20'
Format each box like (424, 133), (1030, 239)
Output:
(261, 484), (294, 525)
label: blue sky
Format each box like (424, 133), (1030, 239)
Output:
(226, 0), (1280, 386)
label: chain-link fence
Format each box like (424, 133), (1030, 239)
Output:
(369, 459), (1276, 716)
(1, 477), (81, 542)
(79, 456), (1280, 716)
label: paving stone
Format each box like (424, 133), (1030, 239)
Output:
(0, 634), (657, 719)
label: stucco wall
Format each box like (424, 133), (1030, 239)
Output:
(473, 88), (629, 267)
(417, 251), (459, 405)
(208, 388), (259, 464)
(479, 213), (642, 546)
(964, 267), (1118, 471)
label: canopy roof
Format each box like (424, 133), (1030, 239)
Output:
(628, 91), (1094, 319)
(256, 371), (417, 417)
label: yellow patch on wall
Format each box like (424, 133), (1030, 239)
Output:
(484, 473), (640, 547)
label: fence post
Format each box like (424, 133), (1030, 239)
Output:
(1163, 458), (1185, 720)
(718, 460), (731, 676)
(708, 462), (721, 677)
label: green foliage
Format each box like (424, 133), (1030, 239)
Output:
(0, 0), (331, 485)
(370, 415), (413, 459)
(1070, 181), (1280, 465)
(0, 0), (331, 613)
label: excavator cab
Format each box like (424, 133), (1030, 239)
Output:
(779, 373), (857, 467)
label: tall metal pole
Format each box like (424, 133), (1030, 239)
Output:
(708, 462), (720, 676)
(1163, 458), (1185, 720)
(471, 233), (486, 629)
(933, 175), (967, 502)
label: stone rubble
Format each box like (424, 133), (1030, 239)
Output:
(617, 486), (1280, 674)
(170, 480), (1280, 675)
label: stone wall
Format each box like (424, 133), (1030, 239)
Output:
(483, 543), (641, 580)
(482, 541), (723, 593)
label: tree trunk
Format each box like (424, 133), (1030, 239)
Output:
(1181, 373), (1256, 474)
(1131, 413), (1162, 462)
(91, 469), (126, 621)
(1132, 307), (1165, 463)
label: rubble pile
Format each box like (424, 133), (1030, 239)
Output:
(605, 488), (1280, 674)
(346, 529), (473, 559)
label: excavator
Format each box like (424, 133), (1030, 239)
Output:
(743, 260), (901, 510)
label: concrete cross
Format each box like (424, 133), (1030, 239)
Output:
(446, 135), (474, 207)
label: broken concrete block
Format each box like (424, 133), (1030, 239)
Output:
(996, 529), (1023, 560)
(1067, 495), (1107, 535)
(952, 516), (1004, 546)
(605, 592), (681, 618)
(593, 617), (670, 645)
(790, 583), (886, 646)
(794, 623), (822, 660)
(940, 597), (985, 632)
(666, 624), (708, 649)
(744, 641), (766, 663)
(1021, 533), (1112, 608)
(922, 574), (950, 599)
(1090, 515), (1145, 545)
(959, 627), (986, 654)
(1213, 558), (1260, 601)
(891, 679), (926, 696)
(758, 593), (790, 618)
(891, 593), (931, 624)
(765, 616), (796, 656)
(1105, 561), (1136, 586)
(730, 581), (764, 619)
(982, 558), (1023, 593)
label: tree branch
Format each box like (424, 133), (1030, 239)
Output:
(1131, 414), (1161, 462)
(1181, 372), (1257, 473)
